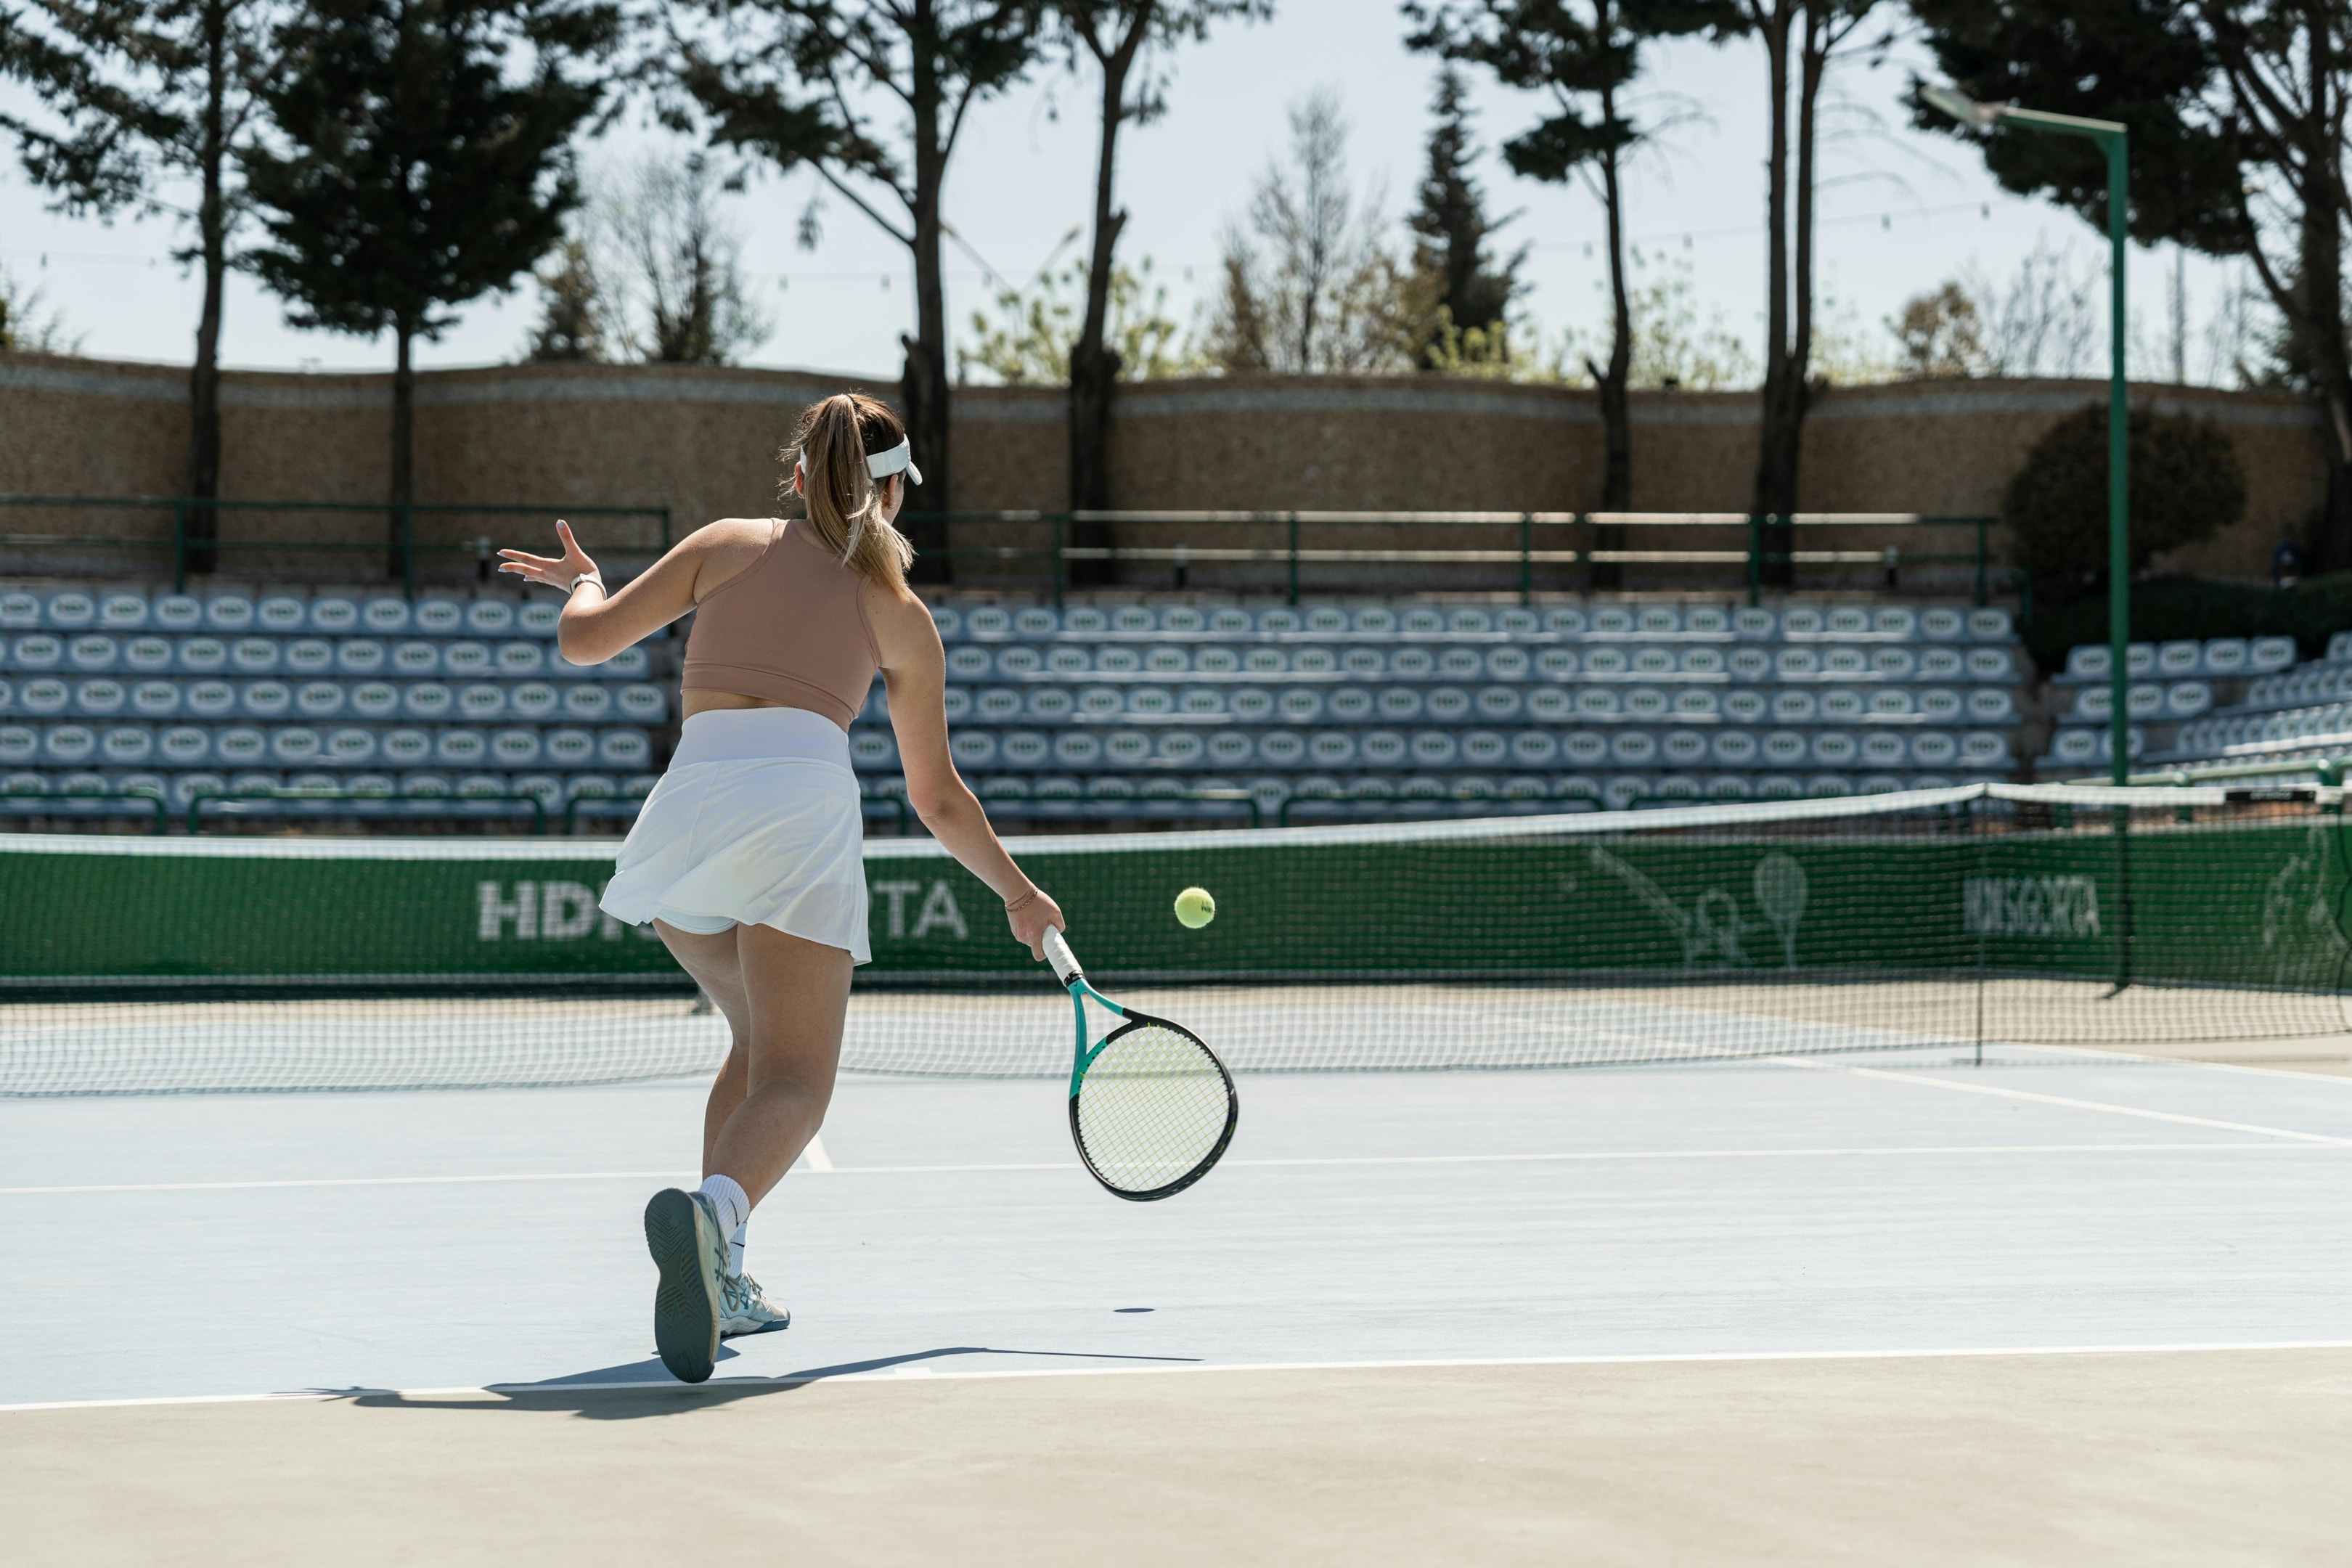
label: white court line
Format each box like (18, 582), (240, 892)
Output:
(0, 1139), (2331, 1197)
(10, 1337), (2352, 1414)
(2004, 1039), (2352, 1091)
(1769, 1056), (2352, 1145)
(0, 1169), (703, 1196)
(1226, 1141), (2315, 1169)
(800, 1133), (835, 1172)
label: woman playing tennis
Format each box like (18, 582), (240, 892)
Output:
(499, 392), (1064, 1384)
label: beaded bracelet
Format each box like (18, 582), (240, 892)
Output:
(1003, 889), (1040, 915)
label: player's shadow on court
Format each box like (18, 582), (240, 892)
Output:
(333, 1344), (1201, 1420)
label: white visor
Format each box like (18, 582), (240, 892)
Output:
(799, 437), (921, 486)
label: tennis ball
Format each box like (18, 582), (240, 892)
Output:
(1174, 886), (1217, 929)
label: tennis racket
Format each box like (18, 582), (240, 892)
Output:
(1043, 927), (1238, 1201)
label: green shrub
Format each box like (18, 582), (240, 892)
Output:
(2002, 404), (2247, 603)
(2023, 571), (2352, 675)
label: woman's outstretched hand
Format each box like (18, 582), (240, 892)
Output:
(1008, 889), (1065, 962)
(497, 519), (602, 592)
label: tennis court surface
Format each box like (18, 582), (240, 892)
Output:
(7, 792), (2352, 1561)
(7, 1041), (2352, 1563)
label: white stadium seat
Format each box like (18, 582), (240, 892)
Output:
(203, 595), (255, 631)
(99, 594), (148, 629)
(414, 599), (464, 634)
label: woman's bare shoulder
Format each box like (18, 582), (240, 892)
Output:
(678, 518), (778, 597)
(864, 581), (940, 661)
(687, 517), (780, 552)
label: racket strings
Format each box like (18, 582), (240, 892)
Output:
(1074, 1023), (1231, 1194)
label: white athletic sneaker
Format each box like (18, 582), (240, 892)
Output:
(643, 1188), (729, 1384)
(719, 1272), (791, 1339)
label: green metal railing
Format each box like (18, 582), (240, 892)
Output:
(0, 495), (672, 597)
(2078, 756), (2352, 789)
(561, 793), (650, 835)
(979, 787), (1263, 829)
(860, 788), (1262, 832)
(187, 785), (549, 835)
(905, 510), (2003, 609)
(2059, 755), (2348, 828)
(0, 783), (170, 833)
(1277, 787), (1617, 826)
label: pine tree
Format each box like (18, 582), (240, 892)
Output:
(1406, 0), (1734, 584)
(527, 237), (608, 362)
(0, 266), (78, 353)
(242, 0), (618, 576)
(1406, 65), (1524, 370)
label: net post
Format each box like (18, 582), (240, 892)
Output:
(1286, 512), (1299, 606)
(2112, 803), (2133, 993)
(1519, 513), (1532, 606)
(1747, 515), (1762, 607)
(1968, 793), (1985, 1067)
(400, 502), (415, 600)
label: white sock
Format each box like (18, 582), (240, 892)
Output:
(697, 1173), (750, 1241)
(728, 1222), (747, 1278)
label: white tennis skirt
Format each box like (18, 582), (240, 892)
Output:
(598, 708), (871, 963)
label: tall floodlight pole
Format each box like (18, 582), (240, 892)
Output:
(1923, 86), (2131, 787)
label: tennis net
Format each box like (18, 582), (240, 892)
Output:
(4, 782), (2348, 1095)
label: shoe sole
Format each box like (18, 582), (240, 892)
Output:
(643, 1188), (719, 1384)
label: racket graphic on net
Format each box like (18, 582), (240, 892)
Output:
(1043, 927), (1238, 1201)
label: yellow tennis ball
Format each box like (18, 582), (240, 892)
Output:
(1174, 886), (1217, 929)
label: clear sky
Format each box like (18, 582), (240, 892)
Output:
(0, 0), (2252, 385)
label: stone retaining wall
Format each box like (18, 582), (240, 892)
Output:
(0, 351), (2324, 588)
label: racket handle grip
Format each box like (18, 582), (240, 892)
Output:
(1042, 926), (1083, 986)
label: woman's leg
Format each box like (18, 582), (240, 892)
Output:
(652, 920), (754, 1172)
(707, 922), (852, 1207)
(642, 921), (847, 1381)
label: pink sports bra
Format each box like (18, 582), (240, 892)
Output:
(680, 518), (881, 730)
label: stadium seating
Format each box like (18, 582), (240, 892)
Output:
(0, 584), (2032, 824)
(865, 597), (2027, 820)
(0, 587), (663, 819)
(2035, 633), (2319, 775)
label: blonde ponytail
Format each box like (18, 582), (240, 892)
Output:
(785, 393), (916, 591)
